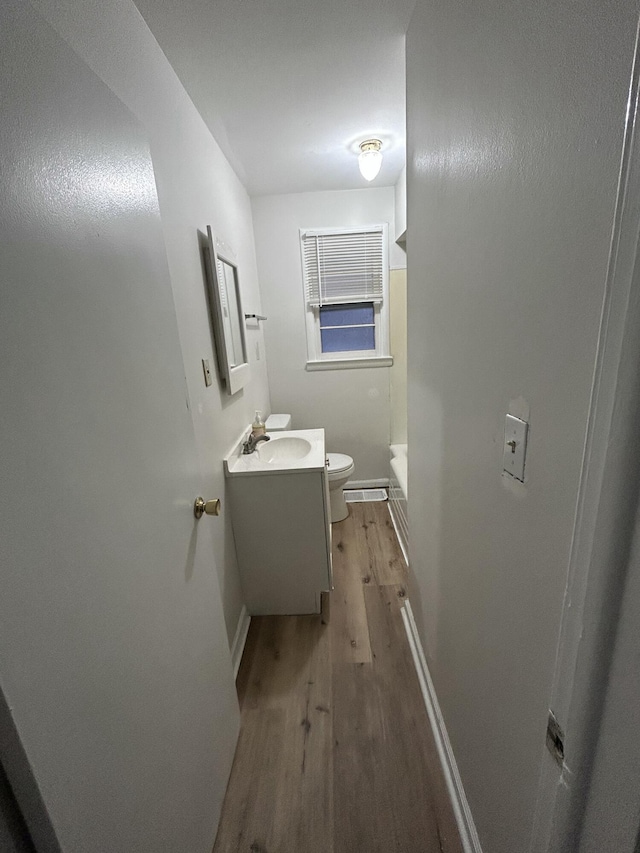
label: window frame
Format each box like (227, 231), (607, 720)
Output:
(300, 224), (392, 371)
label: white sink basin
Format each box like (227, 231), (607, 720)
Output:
(224, 429), (325, 477)
(258, 436), (312, 463)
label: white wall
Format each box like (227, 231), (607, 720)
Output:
(405, 1), (638, 852)
(32, 0), (272, 647)
(252, 187), (403, 482)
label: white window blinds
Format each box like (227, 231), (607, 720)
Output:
(301, 226), (385, 306)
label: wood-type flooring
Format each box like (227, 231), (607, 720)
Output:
(213, 501), (463, 853)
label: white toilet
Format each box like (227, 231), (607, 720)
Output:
(325, 452), (355, 523)
(265, 414), (355, 523)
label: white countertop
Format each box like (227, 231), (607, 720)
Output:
(224, 428), (326, 477)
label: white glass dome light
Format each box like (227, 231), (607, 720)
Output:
(358, 139), (383, 181)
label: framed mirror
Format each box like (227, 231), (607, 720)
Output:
(203, 226), (250, 395)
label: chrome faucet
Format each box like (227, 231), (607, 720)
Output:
(242, 433), (271, 454)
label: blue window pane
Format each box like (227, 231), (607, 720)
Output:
(321, 326), (375, 353)
(319, 303), (374, 327)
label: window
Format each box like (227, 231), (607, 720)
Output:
(319, 303), (375, 352)
(301, 224), (392, 370)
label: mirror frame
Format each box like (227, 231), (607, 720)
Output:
(204, 226), (250, 395)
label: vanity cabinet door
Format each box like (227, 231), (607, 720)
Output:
(228, 470), (332, 615)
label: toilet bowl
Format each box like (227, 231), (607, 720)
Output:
(265, 414), (355, 523)
(326, 452), (355, 523)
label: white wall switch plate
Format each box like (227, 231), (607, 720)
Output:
(503, 414), (528, 481)
(202, 358), (212, 387)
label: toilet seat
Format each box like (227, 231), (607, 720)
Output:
(326, 452), (354, 476)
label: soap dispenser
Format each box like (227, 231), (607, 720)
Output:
(252, 410), (266, 437)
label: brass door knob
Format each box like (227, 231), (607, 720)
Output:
(194, 497), (221, 519)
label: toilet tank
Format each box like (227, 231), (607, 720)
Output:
(265, 413), (292, 432)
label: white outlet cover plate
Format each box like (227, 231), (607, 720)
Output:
(503, 414), (528, 482)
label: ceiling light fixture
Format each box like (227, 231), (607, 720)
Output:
(358, 139), (383, 181)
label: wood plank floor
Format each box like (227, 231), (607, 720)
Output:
(213, 501), (462, 853)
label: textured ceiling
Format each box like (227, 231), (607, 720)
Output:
(134, 0), (415, 196)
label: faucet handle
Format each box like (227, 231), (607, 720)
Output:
(242, 432), (271, 454)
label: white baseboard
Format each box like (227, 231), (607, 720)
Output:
(387, 499), (409, 567)
(346, 478), (390, 489)
(230, 605), (251, 680)
(401, 600), (483, 853)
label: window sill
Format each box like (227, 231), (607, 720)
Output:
(305, 356), (393, 372)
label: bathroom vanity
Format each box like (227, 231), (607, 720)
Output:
(224, 429), (333, 615)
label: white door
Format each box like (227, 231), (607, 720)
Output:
(0, 3), (239, 851)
